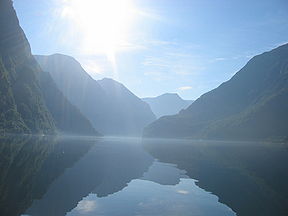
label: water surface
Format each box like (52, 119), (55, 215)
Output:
(0, 136), (287, 216)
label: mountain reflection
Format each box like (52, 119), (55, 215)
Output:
(0, 135), (95, 216)
(26, 137), (154, 216)
(2, 136), (286, 216)
(143, 138), (288, 216)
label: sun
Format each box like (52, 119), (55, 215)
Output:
(60, 0), (135, 62)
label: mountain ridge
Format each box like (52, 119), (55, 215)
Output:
(142, 93), (193, 118)
(0, 0), (99, 136)
(35, 54), (156, 135)
(144, 43), (288, 141)
(0, 0), (55, 134)
(39, 71), (100, 136)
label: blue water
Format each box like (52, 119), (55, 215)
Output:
(67, 167), (235, 216)
(22, 137), (235, 216)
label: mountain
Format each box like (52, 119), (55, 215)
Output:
(0, 0), (55, 134)
(98, 78), (156, 135)
(144, 44), (288, 141)
(142, 93), (193, 118)
(0, 0), (99, 136)
(39, 71), (99, 136)
(35, 54), (156, 135)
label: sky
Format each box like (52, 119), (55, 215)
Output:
(13, 0), (288, 100)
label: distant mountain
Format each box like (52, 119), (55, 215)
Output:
(142, 93), (193, 118)
(144, 44), (288, 141)
(98, 78), (156, 134)
(35, 54), (156, 135)
(0, 0), (55, 134)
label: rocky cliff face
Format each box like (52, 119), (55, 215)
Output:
(0, 0), (100, 136)
(0, 0), (55, 134)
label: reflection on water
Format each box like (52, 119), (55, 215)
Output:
(67, 178), (235, 216)
(143, 138), (288, 216)
(0, 136), (287, 216)
(141, 161), (188, 185)
(25, 137), (153, 216)
(0, 135), (95, 216)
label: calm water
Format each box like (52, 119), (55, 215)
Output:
(0, 136), (287, 216)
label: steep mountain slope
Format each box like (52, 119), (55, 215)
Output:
(35, 54), (156, 135)
(0, 0), (55, 134)
(144, 44), (288, 141)
(98, 78), (156, 135)
(39, 72), (99, 136)
(142, 93), (193, 118)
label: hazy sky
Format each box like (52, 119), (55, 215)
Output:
(14, 0), (288, 100)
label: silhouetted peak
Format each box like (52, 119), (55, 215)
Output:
(36, 54), (80, 66)
(35, 54), (96, 82)
(99, 77), (117, 83)
(142, 93), (193, 118)
(0, 0), (31, 58)
(159, 93), (182, 99)
(99, 78), (122, 85)
(98, 78), (126, 90)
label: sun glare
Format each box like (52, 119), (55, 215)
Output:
(60, 0), (135, 63)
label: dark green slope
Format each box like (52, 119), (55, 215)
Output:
(0, 58), (27, 133)
(39, 72), (100, 136)
(145, 44), (288, 141)
(0, 0), (55, 134)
